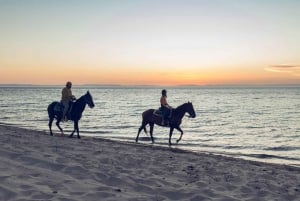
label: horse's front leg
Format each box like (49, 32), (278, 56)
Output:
(149, 123), (155, 143)
(69, 129), (75, 138)
(69, 121), (76, 138)
(175, 126), (184, 144)
(169, 127), (174, 146)
(136, 121), (147, 143)
(69, 121), (80, 138)
(75, 121), (80, 139)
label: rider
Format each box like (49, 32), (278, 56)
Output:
(61, 81), (76, 121)
(160, 89), (172, 126)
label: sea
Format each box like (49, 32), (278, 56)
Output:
(0, 85), (299, 166)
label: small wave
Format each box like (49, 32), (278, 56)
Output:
(0, 117), (10, 120)
(242, 153), (300, 161)
(81, 130), (113, 134)
(23, 119), (48, 122)
(264, 146), (300, 151)
(224, 145), (244, 149)
(245, 126), (265, 129)
(0, 122), (20, 127)
(102, 125), (134, 129)
(196, 143), (224, 148)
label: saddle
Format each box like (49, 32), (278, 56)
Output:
(153, 109), (163, 117)
(153, 108), (172, 127)
(153, 107), (172, 119)
(54, 102), (64, 112)
(54, 102), (73, 119)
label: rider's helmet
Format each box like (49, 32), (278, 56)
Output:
(162, 89), (167, 96)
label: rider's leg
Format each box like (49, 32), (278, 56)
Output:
(62, 101), (69, 121)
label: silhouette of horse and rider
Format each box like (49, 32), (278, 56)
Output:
(47, 81), (95, 138)
(48, 84), (195, 145)
(136, 89), (196, 145)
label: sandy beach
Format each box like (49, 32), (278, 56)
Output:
(0, 124), (299, 201)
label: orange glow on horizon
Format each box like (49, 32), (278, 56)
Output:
(1, 64), (299, 86)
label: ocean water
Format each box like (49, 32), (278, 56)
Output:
(0, 86), (299, 166)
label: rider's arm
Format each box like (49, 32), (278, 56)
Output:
(68, 90), (76, 100)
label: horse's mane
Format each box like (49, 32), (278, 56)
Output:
(76, 94), (85, 102)
(174, 102), (189, 111)
(172, 102), (190, 115)
(75, 93), (87, 104)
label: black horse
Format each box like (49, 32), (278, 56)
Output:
(136, 102), (196, 145)
(47, 91), (95, 138)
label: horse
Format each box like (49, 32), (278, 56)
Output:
(136, 102), (196, 145)
(47, 91), (95, 138)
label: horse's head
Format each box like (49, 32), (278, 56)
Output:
(186, 102), (196, 118)
(84, 91), (95, 108)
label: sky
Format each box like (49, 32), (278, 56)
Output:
(1, 0), (300, 86)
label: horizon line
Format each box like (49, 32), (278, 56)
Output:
(0, 83), (300, 88)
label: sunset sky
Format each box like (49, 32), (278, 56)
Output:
(1, 0), (300, 86)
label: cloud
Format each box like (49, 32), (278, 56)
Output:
(265, 64), (300, 76)
(269, 65), (300, 68)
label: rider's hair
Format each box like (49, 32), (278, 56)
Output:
(66, 81), (72, 87)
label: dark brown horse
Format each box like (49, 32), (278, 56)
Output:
(47, 91), (95, 138)
(136, 102), (196, 145)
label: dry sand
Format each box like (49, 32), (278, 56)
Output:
(0, 124), (299, 201)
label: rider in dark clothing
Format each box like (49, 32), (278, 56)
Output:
(160, 89), (172, 126)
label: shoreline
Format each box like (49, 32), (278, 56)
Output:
(1, 122), (299, 168)
(0, 124), (299, 200)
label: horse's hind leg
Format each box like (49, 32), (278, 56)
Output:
(56, 120), (64, 135)
(136, 120), (147, 143)
(149, 123), (155, 143)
